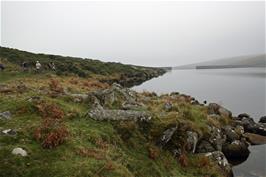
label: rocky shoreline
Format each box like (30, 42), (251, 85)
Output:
(1, 70), (265, 177)
(84, 83), (266, 177)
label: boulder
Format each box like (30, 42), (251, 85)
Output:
(0, 111), (11, 120)
(186, 131), (198, 153)
(87, 104), (151, 121)
(12, 148), (27, 157)
(209, 126), (226, 151)
(235, 117), (266, 136)
(223, 126), (240, 142)
(238, 113), (250, 119)
(208, 103), (232, 118)
(157, 126), (177, 147)
(259, 116), (266, 123)
(244, 133), (266, 145)
(196, 140), (216, 153)
(205, 151), (233, 177)
(87, 83), (139, 109)
(222, 140), (250, 159)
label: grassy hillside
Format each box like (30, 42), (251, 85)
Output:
(0, 46), (166, 86)
(0, 47), (234, 177)
(0, 74), (225, 177)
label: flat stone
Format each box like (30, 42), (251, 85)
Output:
(2, 129), (17, 136)
(0, 111), (11, 120)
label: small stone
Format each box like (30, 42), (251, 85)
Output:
(12, 148), (27, 157)
(0, 111), (11, 120)
(2, 129), (17, 136)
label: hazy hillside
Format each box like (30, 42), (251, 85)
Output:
(174, 54), (266, 69)
(0, 47), (166, 87)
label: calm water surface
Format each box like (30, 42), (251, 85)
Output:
(133, 68), (266, 177)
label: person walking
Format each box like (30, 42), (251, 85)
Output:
(22, 61), (28, 71)
(36, 61), (41, 73)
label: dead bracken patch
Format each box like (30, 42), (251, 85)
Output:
(34, 120), (68, 149)
(178, 153), (189, 167)
(36, 102), (64, 119)
(34, 101), (68, 149)
(49, 79), (64, 93)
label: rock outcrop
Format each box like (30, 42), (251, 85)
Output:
(87, 104), (151, 121)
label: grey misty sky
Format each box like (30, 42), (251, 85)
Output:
(0, 1), (265, 67)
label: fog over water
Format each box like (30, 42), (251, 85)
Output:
(1, 1), (265, 67)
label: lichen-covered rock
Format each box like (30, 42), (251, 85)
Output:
(0, 111), (11, 120)
(186, 131), (198, 153)
(235, 117), (266, 136)
(87, 83), (140, 109)
(87, 104), (151, 121)
(205, 151), (233, 177)
(1, 129), (17, 136)
(223, 125), (240, 142)
(157, 126), (177, 147)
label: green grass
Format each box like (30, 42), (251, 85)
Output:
(0, 63), (225, 177)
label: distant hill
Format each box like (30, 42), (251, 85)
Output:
(174, 54), (266, 69)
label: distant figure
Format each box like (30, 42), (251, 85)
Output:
(0, 63), (5, 71)
(51, 62), (56, 71)
(36, 61), (41, 72)
(22, 61), (28, 71)
(48, 62), (56, 71)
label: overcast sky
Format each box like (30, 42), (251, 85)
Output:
(1, 1), (265, 67)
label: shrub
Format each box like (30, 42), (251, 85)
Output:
(34, 119), (68, 149)
(49, 79), (64, 93)
(36, 102), (64, 119)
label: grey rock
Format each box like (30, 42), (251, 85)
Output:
(87, 104), (151, 121)
(235, 117), (266, 136)
(223, 126), (240, 142)
(1, 129), (17, 136)
(259, 116), (266, 123)
(186, 131), (198, 153)
(238, 113), (250, 119)
(87, 83), (139, 109)
(157, 127), (177, 147)
(196, 140), (216, 153)
(0, 111), (11, 120)
(205, 151), (233, 177)
(12, 148), (27, 157)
